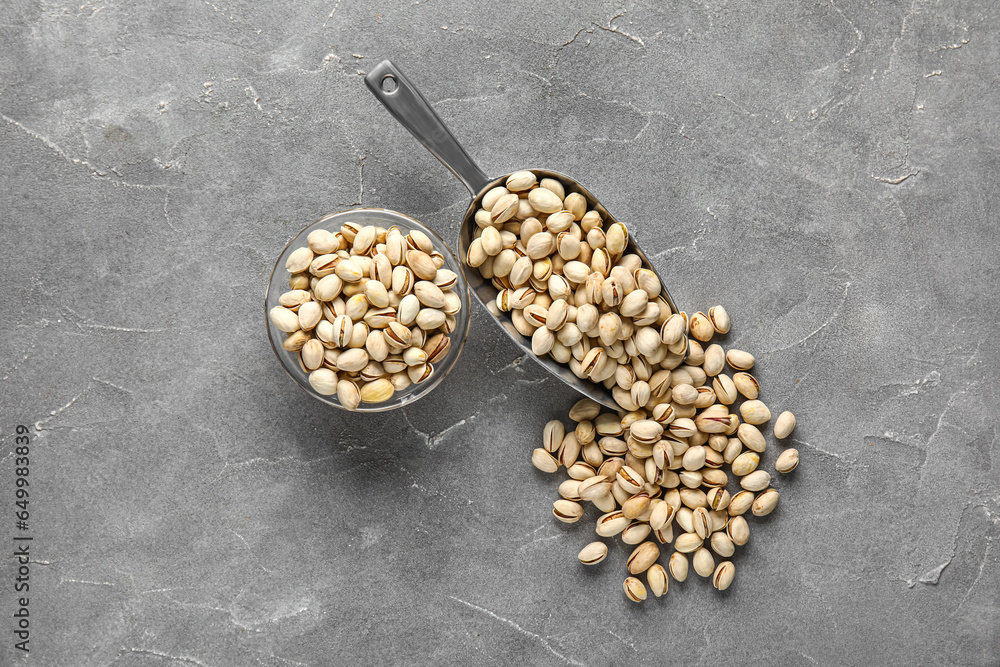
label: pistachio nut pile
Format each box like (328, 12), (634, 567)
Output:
(269, 223), (461, 409)
(531, 309), (800, 601)
(466, 170), (687, 411)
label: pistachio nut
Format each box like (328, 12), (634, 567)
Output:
(774, 411), (796, 439)
(578, 541), (608, 565)
(775, 448), (799, 473)
(740, 470), (771, 492)
(623, 576), (647, 602)
(626, 541), (660, 575)
(669, 552), (689, 582)
(553, 499), (584, 523)
(308, 368), (338, 395)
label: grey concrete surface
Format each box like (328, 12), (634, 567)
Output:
(1, 0), (998, 665)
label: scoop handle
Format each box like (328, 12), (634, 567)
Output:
(365, 60), (491, 197)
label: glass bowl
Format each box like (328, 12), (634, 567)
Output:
(265, 208), (471, 412)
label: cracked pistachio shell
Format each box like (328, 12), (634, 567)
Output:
(481, 186), (509, 211)
(623, 577), (647, 602)
(336, 379), (360, 410)
(553, 499), (584, 523)
(301, 339), (325, 371)
(626, 541), (660, 575)
(423, 334), (451, 365)
(689, 311), (714, 342)
(622, 522), (652, 545)
(740, 400), (771, 425)
(776, 448), (800, 474)
(543, 420), (565, 453)
(406, 362), (433, 384)
(506, 170), (537, 192)
(352, 225), (377, 255)
(712, 373), (737, 405)
(297, 301), (322, 331)
(596, 510), (629, 537)
(660, 313), (686, 345)
(532, 448), (560, 473)
(728, 490), (755, 516)
(578, 541), (608, 565)
(727, 515), (749, 545)
(490, 194), (520, 224)
(726, 349), (755, 371)
(394, 294), (419, 327)
(732, 371), (760, 400)
(559, 479), (582, 501)
(713, 561), (735, 591)
(706, 487), (731, 511)
(646, 563), (668, 597)
(708, 305), (730, 334)
(332, 315), (354, 347)
(279, 289), (312, 309)
(578, 475), (612, 503)
(314, 274), (344, 302)
(692, 507), (712, 539)
(774, 411), (796, 439)
(391, 265), (415, 296)
(622, 492), (651, 520)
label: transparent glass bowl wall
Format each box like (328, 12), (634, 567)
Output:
(265, 208), (471, 412)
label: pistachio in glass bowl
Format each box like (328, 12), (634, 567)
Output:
(265, 208), (470, 412)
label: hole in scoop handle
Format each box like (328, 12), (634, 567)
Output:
(365, 60), (491, 197)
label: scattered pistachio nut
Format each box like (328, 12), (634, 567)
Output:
(775, 448), (800, 473)
(526, 290), (802, 600)
(774, 411), (796, 439)
(623, 576), (647, 602)
(578, 541), (608, 565)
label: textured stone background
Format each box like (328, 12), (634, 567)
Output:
(1, 0), (998, 665)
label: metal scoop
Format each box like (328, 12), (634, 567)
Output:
(365, 59), (682, 408)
